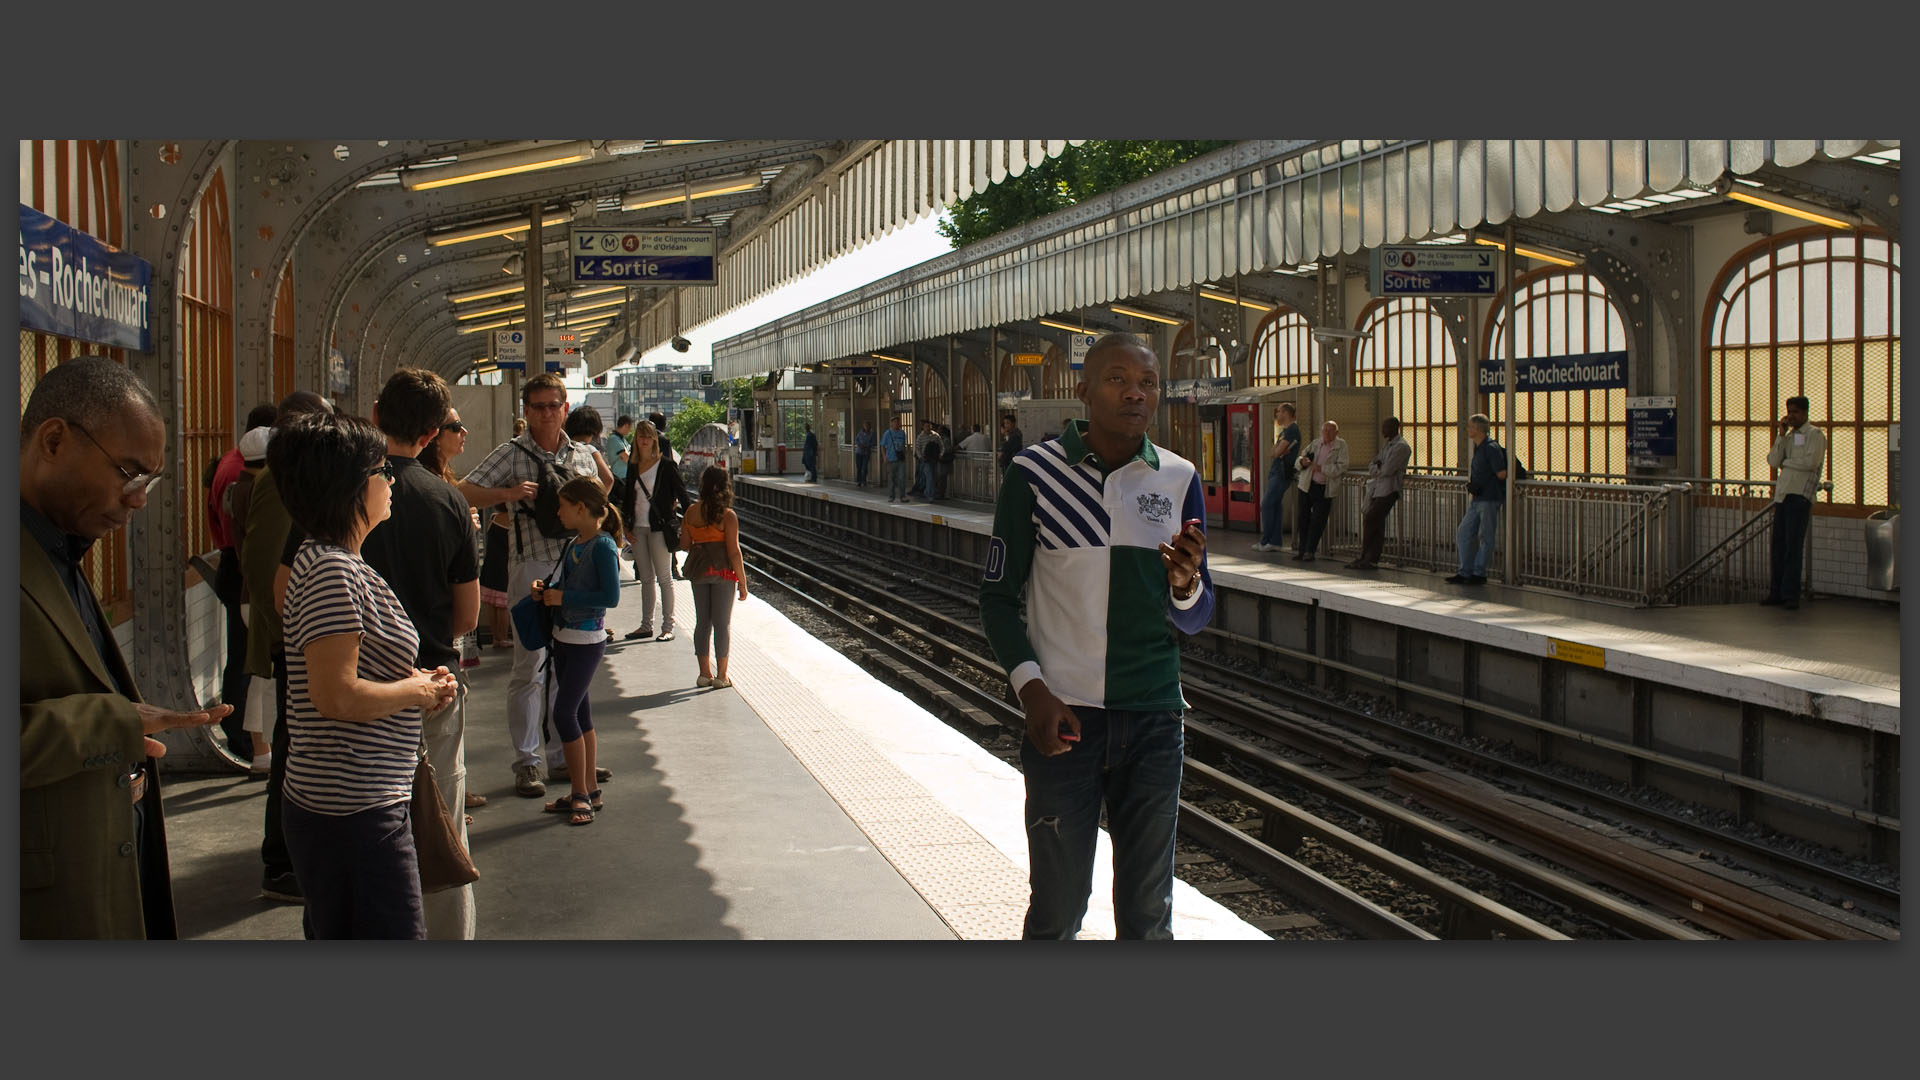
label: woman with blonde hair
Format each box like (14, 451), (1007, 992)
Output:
(620, 420), (691, 642)
(681, 466), (748, 689)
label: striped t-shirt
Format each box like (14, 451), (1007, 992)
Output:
(283, 541), (423, 816)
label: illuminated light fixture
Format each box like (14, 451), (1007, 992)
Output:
(457, 293), (628, 322)
(1472, 236), (1583, 268)
(1038, 317), (1105, 334)
(870, 353), (911, 365)
(620, 171), (763, 212)
(403, 141), (596, 192)
(569, 285), (627, 300)
(449, 279), (549, 304)
(1110, 304), (1184, 326)
(1198, 289), (1275, 312)
(457, 301), (527, 321)
(458, 317), (523, 335)
(431, 212), (571, 248)
(1715, 181), (1861, 230)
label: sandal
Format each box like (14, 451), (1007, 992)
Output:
(589, 788), (604, 812)
(568, 794), (594, 826)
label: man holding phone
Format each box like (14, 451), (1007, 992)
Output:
(979, 333), (1214, 940)
(1760, 395), (1826, 610)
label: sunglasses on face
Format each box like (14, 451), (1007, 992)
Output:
(526, 401), (565, 413)
(442, 421), (466, 433)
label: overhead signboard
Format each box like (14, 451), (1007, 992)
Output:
(1066, 333), (1098, 369)
(1479, 350), (1627, 393)
(568, 226), (718, 285)
(1369, 245), (1498, 297)
(18, 204), (153, 351)
(790, 371), (828, 388)
(493, 329), (528, 371)
(1627, 395), (1678, 469)
(1012, 352), (1046, 366)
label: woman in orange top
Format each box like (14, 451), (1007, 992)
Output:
(679, 466), (749, 689)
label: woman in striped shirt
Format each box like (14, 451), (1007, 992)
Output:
(271, 412), (459, 939)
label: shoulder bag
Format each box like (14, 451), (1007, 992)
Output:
(507, 538), (573, 652)
(411, 751), (479, 893)
(636, 468), (681, 551)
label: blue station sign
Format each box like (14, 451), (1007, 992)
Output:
(1479, 350), (1628, 393)
(569, 226), (718, 285)
(1627, 395), (1678, 469)
(1369, 245), (1498, 297)
(18, 204), (153, 351)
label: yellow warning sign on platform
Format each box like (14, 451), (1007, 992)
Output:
(1546, 638), (1605, 669)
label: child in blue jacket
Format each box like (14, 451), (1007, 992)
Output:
(532, 476), (625, 825)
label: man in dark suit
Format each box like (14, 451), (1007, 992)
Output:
(20, 355), (227, 938)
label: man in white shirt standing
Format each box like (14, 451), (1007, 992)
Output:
(1760, 394), (1826, 611)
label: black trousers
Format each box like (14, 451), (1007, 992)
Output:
(1768, 495), (1812, 601)
(260, 647), (294, 878)
(213, 548), (252, 759)
(1297, 483), (1333, 555)
(1357, 492), (1399, 565)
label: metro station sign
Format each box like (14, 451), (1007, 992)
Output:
(1369, 245), (1498, 297)
(493, 329), (528, 371)
(568, 226), (718, 285)
(18, 204), (153, 351)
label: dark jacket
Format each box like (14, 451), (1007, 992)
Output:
(624, 456), (692, 536)
(20, 525), (175, 938)
(1469, 438), (1511, 502)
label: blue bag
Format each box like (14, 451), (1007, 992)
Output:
(508, 539), (572, 652)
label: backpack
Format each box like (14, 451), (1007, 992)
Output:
(511, 439), (574, 540)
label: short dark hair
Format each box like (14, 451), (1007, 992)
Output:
(374, 367), (451, 444)
(1082, 331), (1154, 369)
(616, 414), (635, 429)
(521, 372), (566, 405)
(1001, 413), (1016, 425)
(1279, 401), (1296, 418)
(277, 390), (331, 423)
(1786, 395), (1811, 411)
(246, 403), (279, 430)
(20, 355), (161, 450)
(564, 405), (603, 441)
(648, 411), (667, 429)
(269, 411), (388, 546)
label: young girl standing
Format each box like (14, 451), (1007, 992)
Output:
(533, 477), (625, 825)
(681, 466), (749, 689)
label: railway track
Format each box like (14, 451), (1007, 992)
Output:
(732, 493), (1898, 941)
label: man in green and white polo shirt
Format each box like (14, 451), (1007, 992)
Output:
(979, 332), (1214, 939)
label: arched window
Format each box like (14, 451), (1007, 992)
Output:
(19, 139), (132, 622)
(1482, 270), (1630, 479)
(271, 259), (296, 404)
(1040, 342), (1078, 399)
(962, 361), (992, 431)
(1166, 322), (1206, 463)
(998, 350), (1030, 403)
(1353, 297), (1460, 475)
(179, 168), (234, 562)
(1249, 308), (1318, 385)
(1706, 229), (1900, 511)
(917, 362), (950, 427)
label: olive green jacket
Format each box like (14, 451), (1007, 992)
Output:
(19, 523), (176, 939)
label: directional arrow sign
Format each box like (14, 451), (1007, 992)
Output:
(568, 227), (718, 285)
(1370, 245), (1499, 297)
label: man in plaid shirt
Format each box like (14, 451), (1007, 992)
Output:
(457, 373), (606, 797)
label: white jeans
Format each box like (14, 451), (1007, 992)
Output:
(506, 555), (563, 772)
(421, 677), (475, 940)
(630, 529), (676, 634)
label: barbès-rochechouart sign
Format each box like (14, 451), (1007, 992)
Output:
(19, 204), (153, 352)
(1478, 350), (1628, 393)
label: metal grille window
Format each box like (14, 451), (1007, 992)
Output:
(1353, 297), (1461, 476)
(1707, 229), (1900, 511)
(178, 169), (234, 563)
(1482, 270), (1629, 479)
(962, 361), (992, 431)
(918, 362), (950, 427)
(1040, 343), (1077, 399)
(1249, 308), (1319, 384)
(270, 260), (296, 404)
(19, 139), (132, 623)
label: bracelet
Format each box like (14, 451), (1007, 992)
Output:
(1170, 577), (1198, 601)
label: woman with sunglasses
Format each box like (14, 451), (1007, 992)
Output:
(270, 412), (459, 939)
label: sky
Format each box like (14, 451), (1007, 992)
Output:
(579, 212), (955, 385)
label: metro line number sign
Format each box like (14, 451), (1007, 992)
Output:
(568, 226), (718, 285)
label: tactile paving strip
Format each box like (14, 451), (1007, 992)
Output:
(717, 602), (1028, 940)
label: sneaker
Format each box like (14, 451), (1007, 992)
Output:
(656, 630), (675, 642)
(249, 753), (272, 776)
(514, 764), (546, 798)
(1251, 543), (1272, 552)
(1465, 575), (1488, 585)
(261, 871), (303, 903)
(697, 674), (713, 687)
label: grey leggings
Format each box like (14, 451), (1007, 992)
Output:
(691, 579), (736, 660)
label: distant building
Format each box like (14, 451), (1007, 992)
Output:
(615, 365), (726, 426)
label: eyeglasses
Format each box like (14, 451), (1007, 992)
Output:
(526, 401), (566, 413)
(441, 421), (466, 433)
(68, 421), (163, 496)
(368, 462), (397, 483)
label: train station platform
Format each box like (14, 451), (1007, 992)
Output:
(741, 473), (1901, 736)
(160, 558), (1267, 941)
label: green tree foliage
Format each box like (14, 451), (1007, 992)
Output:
(667, 396), (725, 452)
(936, 141), (1236, 249)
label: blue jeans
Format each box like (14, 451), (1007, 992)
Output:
(1020, 707), (1184, 940)
(887, 459), (907, 500)
(1259, 471), (1293, 547)
(1456, 499), (1503, 576)
(855, 453), (871, 485)
(917, 461), (938, 501)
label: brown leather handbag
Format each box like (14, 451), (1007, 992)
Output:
(411, 754), (479, 893)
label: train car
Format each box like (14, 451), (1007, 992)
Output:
(680, 421), (735, 487)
